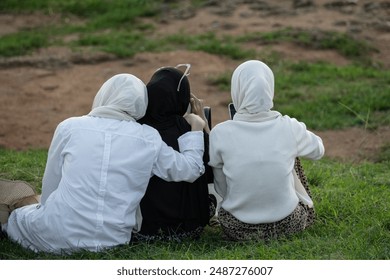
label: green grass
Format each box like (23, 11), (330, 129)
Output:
(166, 32), (256, 60)
(0, 149), (47, 190)
(238, 28), (375, 59)
(0, 30), (49, 57)
(0, 0), (389, 260)
(377, 143), (390, 163)
(208, 62), (390, 130)
(0, 0), (159, 18)
(275, 62), (390, 130)
(75, 29), (161, 58)
(1, 150), (389, 259)
(0, 0), (161, 57)
(0, 0), (378, 63)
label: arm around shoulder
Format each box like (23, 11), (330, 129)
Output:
(152, 131), (205, 183)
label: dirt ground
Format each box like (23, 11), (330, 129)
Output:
(0, 0), (389, 163)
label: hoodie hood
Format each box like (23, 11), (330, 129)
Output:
(89, 73), (147, 121)
(231, 60), (280, 122)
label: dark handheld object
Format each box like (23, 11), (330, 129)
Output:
(228, 103), (236, 119)
(204, 106), (212, 129)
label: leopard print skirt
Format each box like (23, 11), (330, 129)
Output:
(131, 226), (204, 243)
(218, 158), (315, 241)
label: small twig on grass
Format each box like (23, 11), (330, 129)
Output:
(338, 102), (370, 130)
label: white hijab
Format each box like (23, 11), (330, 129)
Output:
(231, 60), (281, 122)
(89, 74), (148, 121)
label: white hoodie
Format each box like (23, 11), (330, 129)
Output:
(209, 60), (324, 223)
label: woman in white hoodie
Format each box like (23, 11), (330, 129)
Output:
(209, 60), (325, 241)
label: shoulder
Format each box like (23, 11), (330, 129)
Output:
(210, 122), (224, 139)
(209, 121), (236, 146)
(140, 124), (162, 143)
(57, 115), (100, 132)
(55, 116), (83, 131)
(58, 115), (89, 126)
(210, 120), (234, 134)
(279, 115), (307, 130)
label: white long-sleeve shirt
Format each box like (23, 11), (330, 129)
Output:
(5, 116), (204, 253)
(209, 116), (324, 224)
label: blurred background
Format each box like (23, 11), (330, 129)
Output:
(0, 0), (389, 162)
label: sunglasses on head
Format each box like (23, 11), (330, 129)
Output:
(156, 64), (191, 92)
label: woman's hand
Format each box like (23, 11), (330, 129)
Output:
(184, 113), (206, 131)
(190, 93), (210, 133)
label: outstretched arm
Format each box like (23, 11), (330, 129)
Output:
(152, 131), (205, 183)
(152, 113), (207, 183)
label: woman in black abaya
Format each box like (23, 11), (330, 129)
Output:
(134, 65), (214, 241)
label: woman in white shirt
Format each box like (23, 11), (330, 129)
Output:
(1, 73), (206, 253)
(209, 60), (325, 241)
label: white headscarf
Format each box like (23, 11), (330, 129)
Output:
(89, 74), (148, 121)
(231, 60), (281, 122)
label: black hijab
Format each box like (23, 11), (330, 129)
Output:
(139, 67), (191, 137)
(138, 67), (210, 236)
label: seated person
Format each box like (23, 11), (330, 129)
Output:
(1, 73), (206, 253)
(209, 60), (325, 241)
(134, 64), (214, 242)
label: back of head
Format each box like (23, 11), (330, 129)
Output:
(89, 73), (147, 121)
(140, 67), (190, 130)
(231, 60), (275, 115)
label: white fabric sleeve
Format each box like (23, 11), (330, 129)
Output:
(292, 118), (325, 160)
(208, 129), (227, 199)
(212, 167), (227, 199)
(40, 123), (68, 204)
(152, 131), (205, 183)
